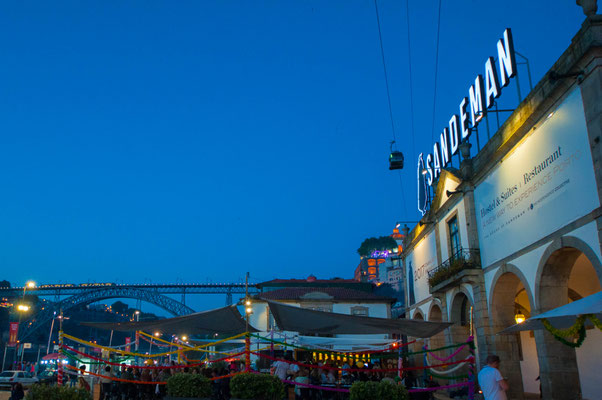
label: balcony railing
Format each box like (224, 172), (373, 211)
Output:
(428, 248), (481, 288)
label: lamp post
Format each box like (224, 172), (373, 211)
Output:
(244, 272), (252, 372)
(14, 281), (35, 368)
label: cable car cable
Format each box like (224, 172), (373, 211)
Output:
(430, 0), (443, 144)
(404, 0), (416, 172)
(373, 0), (397, 143)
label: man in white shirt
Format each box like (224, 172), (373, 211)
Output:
(271, 360), (290, 380)
(478, 355), (509, 400)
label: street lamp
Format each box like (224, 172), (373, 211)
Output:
(16, 305), (30, 312)
(135, 311), (140, 322)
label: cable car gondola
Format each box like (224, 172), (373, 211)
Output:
(389, 150), (404, 170)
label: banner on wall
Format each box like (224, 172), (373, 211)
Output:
(405, 232), (438, 305)
(8, 322), (19, 347)
(125, 337), (131, 352)
(475, 88), (599, 267)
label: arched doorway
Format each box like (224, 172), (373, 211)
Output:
(427, 303), (446, 354)
(449, 291), (472, 342)
(535, 240), (602, 400)
(426, 303), (446, 386)
(448, 291), (473, 378)
(489, 266), (538, 399)
(410, 310), (425, 372)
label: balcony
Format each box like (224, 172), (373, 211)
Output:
(428, 249), (481, 292)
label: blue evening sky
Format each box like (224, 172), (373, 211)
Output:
(0, 1), (586, 312)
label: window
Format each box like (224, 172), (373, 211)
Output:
(448, 215), (461, 257)
(351, 306), (369, 317)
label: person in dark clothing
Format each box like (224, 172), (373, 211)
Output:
(10, 382), (25, 400)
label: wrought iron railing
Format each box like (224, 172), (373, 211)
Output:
(428, 248), (481, 288)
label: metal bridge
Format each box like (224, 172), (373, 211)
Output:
(0, 282), (260, 341)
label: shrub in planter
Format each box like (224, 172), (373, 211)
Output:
(230, 373), (285, 400)
(349, 381), (409, 400)
(25, 383), (92, 400)
(166, 373), (212, 399)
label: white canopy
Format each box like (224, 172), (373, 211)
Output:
(499, 290), (602, 334)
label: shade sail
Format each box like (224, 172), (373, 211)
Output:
(81, 305), (256, 335)
(42, 353), (60, 360)
(499, 291), (602, 334)
(266, 301), (452, 338)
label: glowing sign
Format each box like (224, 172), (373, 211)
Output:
(370, 250), (391, 258)
(418, 28), (517, 196)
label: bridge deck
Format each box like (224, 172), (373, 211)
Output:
(0, 283), (261, 296)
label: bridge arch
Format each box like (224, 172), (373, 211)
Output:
(21, 286), (195, 341)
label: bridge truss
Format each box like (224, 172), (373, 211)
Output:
(4, 283), (260, 341)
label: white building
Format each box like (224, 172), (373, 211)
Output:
(401, 14), (602, 400)
(248, 278), (395, 350)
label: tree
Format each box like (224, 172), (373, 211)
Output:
(111, 301), (129, 314)
(0, 280), (10, 288)
(357, 236), (398, 257)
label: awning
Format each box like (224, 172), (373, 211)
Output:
(266, 301), (452, 338)
(42, 353), (60, 360)
(499, 290), (602, 334)
(80, 305), (256, 335)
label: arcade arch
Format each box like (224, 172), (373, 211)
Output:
(489, 264), (537, 399)
(534, 239), (602, 400)
(448, 291), (473, 378)
(427, 302), (446, 353)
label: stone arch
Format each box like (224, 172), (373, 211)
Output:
(427, 298), (445, 321)
(489, 264), (538, 399)
(449, 289), (473, 327)
(412, 309), (425, 320)
(427, 301), (446, 360)
(488, 263), (535, 318)
(447, 289), (473, 378)
(535, 235), (602, 311)
(532, 235), (602, 399)
(410, 308), (425, 369)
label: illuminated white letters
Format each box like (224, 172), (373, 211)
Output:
(449, 115), (460, 155)
(440, 128), (450, 166)
(459, 97), (470, 140)
(497, 28), (516, 87)
(484, 56), (500, 108)
(432, 142), (441, 180)
(426, 154), (433, 186)
(469, 75), (486, 126)
(416, 28), (517, 197)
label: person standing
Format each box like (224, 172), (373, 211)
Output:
(99, 366), (112, 400)
(478, 355), (509, 400)
(271, 358), (291, 381)
(78, 365), (91, 393)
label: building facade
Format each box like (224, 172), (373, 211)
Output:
(401, 14), (602, 400)
(249, 277), (395, 350)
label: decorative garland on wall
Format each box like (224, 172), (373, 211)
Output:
(541, 314), (601, 348)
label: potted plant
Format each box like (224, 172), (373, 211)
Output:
(349, 381), (409, 400)
(165, 373), (212, 399)
(230, 373), (285, 400)
(26, 383), (92, 400)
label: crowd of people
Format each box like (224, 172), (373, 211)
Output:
(269, 355), (419, 400)
(72, 361), (242, 400)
